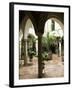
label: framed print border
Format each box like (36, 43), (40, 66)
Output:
(9, 2), (70, 87)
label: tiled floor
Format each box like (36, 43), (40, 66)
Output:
(19, 54), (64, 79)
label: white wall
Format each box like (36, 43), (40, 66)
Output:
(43, 19), (62, 37)
(0, 0), (71, 89)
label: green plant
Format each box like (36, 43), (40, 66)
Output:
(42, 32), (57, 53)
(28, 34), (36, 55)
(28, 48), (36, 62)
(42, 51), (52, 61)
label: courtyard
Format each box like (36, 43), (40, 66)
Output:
(19, 11), (64, 79)
(19, 54), (64, 79)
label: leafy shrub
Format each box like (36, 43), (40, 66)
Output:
(28, 48), (36, 62)
(42, 33), (58, 53)
(42, 51), (52, 61)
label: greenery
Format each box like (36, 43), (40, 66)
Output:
(42, 32), (58, 53)
(42, 51), (52, 61)
(27, 34), (36, 61)
(28, 48), (35, 61)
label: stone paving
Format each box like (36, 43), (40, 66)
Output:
(19, 54), (64, 79)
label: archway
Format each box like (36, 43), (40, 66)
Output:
(19, 17), (39, 79)
(19, 17), (38, 63)
(42, 17), (64, 77)
(44, 18), (63, 54)
(19, 11), (64, 79)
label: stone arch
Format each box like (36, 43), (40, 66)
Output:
(43, 13), (64, 59)
(24, 18), (34, 39)
(19, 13), (38, 65)
(44, 13), (64, 31)
(49, 18), (63, 30)
(19, 13), (37, 38)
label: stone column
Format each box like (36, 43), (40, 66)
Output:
(36, 39), (38, 56)
(38, 34), (43, 78)
(34, 16), (45, 78)
(59, 40), (61, 57)
(24, 39), (28, 65)
(19, 41), (21, 60)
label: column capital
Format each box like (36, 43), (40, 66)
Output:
(35, 32), (43, 37)
(35, 26), (44, 36)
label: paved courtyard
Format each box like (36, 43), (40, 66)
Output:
(19, 54), (64, 79)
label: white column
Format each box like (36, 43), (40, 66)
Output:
(19, 41), (21, 60)
(25, 39), (28, 56)
(36, 39), (38, 55)
(19, 29), (23, 60)
(59, 41), (61, 57)
(24, 39), (28, 65)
